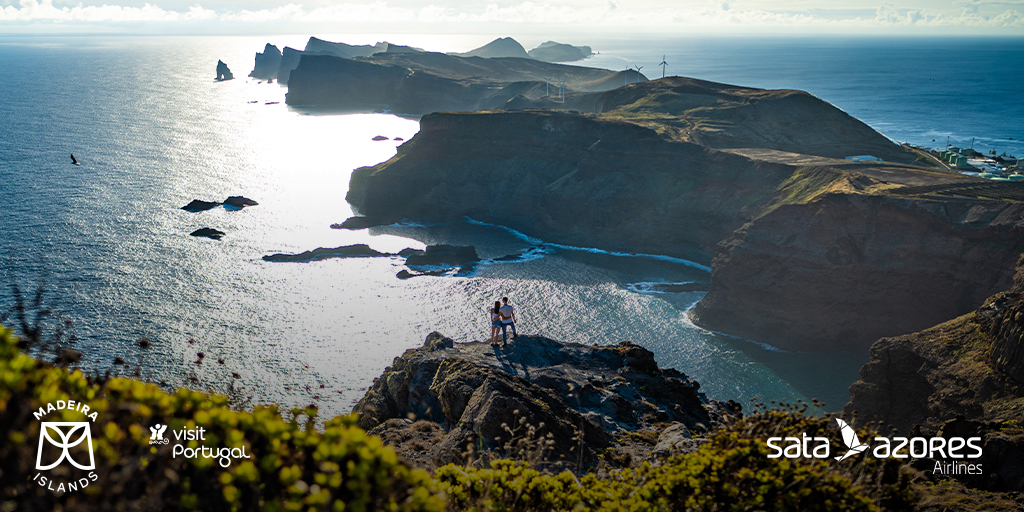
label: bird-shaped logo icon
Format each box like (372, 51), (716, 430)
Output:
(834, 418), (869, 461)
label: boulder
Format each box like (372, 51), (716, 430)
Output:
(650, 423), (707, 460)
(372, 135), (389, 141)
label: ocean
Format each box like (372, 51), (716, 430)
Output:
(0, 34), (1020, 419)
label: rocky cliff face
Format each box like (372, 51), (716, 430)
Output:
(249, 43), (282, 80)
(345, 74), (1024, 351)
(691, 192), (1024, 351)
(276, 47), (303, 84)
(844, 255), (1024, 491)
(285, 55), (551, 114)
(354, 333), (734, 470)
(348, 110), (793, 263)
(284, 52), (630, 112)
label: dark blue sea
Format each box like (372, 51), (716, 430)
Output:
(1, 34), (1020, 418)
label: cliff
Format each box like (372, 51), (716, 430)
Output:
(347, 110), (791, 263)
(276, 46), (302, 84)
(347, 77), (1024, 352)
(285, 55), (549, 114)
(284, 51), (633, 112)
(690, 191), (1024, 351)
(844, 255), (1024, 491)
(249, 43), (281, 80)
(354, 332), (734, 471)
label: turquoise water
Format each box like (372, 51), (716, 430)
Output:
(2, 34), (1018, 418)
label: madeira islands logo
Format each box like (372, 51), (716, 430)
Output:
(36, 422), (95, 470)
(31, 399), (100, 493)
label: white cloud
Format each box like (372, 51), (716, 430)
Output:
(1, 1), (1022, 32)
(0, 0), (215, 21)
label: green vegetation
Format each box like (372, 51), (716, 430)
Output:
(0, 323), (924, 511)
(0, 324), (442, 511)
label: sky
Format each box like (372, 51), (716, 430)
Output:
(1, 0), (1023, 36)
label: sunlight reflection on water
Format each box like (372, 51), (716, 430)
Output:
(0, 35), (874, 418)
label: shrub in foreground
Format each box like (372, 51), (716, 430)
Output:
(1, 322), (913, 511)
(0, 324), (443, 511)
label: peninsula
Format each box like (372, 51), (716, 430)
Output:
(345, 77), (1024, 352)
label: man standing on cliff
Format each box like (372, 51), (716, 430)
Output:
(499, 297), (517, 347)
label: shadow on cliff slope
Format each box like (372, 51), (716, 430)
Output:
(845, 254), (1024, 492)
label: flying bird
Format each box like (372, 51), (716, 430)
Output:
(834, 418), (869, 461)
(70, 154), (80, 166)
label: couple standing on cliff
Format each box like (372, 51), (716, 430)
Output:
(489, 297), (518, 348)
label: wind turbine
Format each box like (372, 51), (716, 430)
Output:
(659, 55), (668, 78)
(543, 77), (551, 97)
(634, 65), (643, 84)
(558, 78), (566, 103)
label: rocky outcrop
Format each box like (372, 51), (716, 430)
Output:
(223, 196), (258, 208)
(844, 255), (1024, 491)
(354, 332), (733, 470)
(190, 228), (225, 240)
(985, 258), (1024, 382)
(215, 60), (233, 81)
(250, 44), (282, 80)
(404, 245), (478, 267)
(262, 244), (386, 262)
(528, 41), (593, 62)
(181, 199), (220, 212)
(330, 216), (390, 230)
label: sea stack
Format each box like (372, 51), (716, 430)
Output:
(249, 44), (282, 80)
(216, 60), (234, 81)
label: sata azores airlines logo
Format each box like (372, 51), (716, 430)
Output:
(766, 417), (985, 475)
(31, 400), (100, 493)
(36, 422), (95, 470)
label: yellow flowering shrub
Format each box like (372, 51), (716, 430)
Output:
(0, 324), (443, 512)
(0, 323), (916, 511)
